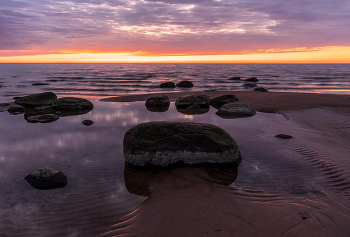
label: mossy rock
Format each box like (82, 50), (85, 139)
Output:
(216, 103), (256, 118)
(51, 97), (93, 111)
(145, 95), (170, 107)
(175, 94), (209, 109)
(123, 121), (242, 168)
(176, 81), (194, 88)
(15, 92), (57, 107)
(209, 94), (238, 109)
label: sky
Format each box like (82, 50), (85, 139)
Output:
(1, 0), (350, 63)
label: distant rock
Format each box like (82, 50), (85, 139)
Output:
(244, 77), (258, 82)
(0, 103), (10, 107)
(228, 77), (241, 80)
(15, 92), (57, 107)
(159, 82), (176, 88)
(175, 94), (209, 109)
(209, 94), (238, 109)
(216, 103), (256, 118)
(26, 114), (59, 123)
(82, 120), (94, 126)
(254, 87), (269, 92)
(8, 107), (25, 115)
(32, 82), (50, 86)
(24, 168), (68, 190)
(123, 121), (242, 168)
(176, 81), (194, 88)
(243, 83), (257, 88)
(275, 134), (293, 139)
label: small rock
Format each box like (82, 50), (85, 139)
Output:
(26, 114), (59, 123)
(228, 77), (241, 80)
(32, 82), (50, 86)
(82, 120), (94, 126)
(24, 168), (68, 190)
(216, 103), (256, 118)
(254, 87), (269, 92)
(145, 95), (170, 107)
(175, 94), (209, 109)
(244, 77), (258, 82)
(275, 134), (293, 139)
(159, 82), (176, 88)
(243, 83), (257, 88)
(123, 121), (242, 168)
(176, 81), (194, 88)
(15, 92), (57, 107)
(8, 107), (25, 115)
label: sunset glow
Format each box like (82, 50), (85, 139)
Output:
(1, 0), (350, 63)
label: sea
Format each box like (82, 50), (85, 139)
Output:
(1, 63), (350, 236)
(0, 63), (350, 102)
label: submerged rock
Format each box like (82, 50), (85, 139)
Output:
(209, 94), (238, 109)
(82, 120), (94, 126)
(0, 103), (10, 107)
(216, 103), (256, 118)
(8, 107), (25, 115)
(175, 94), (209, 109)
(244, 77), (259, 82)
(26, 114), (59, 123)
(254, 87), (269, 92)
(32, 82), (50, 86)
(15, 92), (57, 107)
(243, 83), (257, 88)
(176, 81), (194, 88)
(275, 134), (293, 139)
(228, 77), (241, 80)
(159, 82), (176, 88)
(123, 121), (242, 168)
(24, 168), (68, 190)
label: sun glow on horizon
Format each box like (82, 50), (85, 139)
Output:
(0, 46), (350, 64)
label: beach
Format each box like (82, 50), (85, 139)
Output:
(100, 91), (350, 237)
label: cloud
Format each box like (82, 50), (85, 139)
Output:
(1, 0), (350, 55)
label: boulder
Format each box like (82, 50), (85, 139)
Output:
(159, 82), (176, 88)
(82, 120), (94, 126)
(254, 87), (269, 92)
(175, 94), (209, 109)
(145, 96), (170, 107)
(123, 121), (242, 168)
(244, 77), (259, 82)
(24, 168), (68, 190)
(26, 114), (59, 123)
(209, 94), (238, 108)
(51, 97), (93, 111)
(216, 103), (256, 118)
(8, 107), (25, 115)
(15, 92), (57, 107)
(176, 81), (194, 88)
(275, 134), (293, 139)
(243, 83), (257, 88)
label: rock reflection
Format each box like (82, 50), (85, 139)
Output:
(176, 106), (210, 115)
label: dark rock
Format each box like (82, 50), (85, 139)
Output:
(0, 103), (10, 107)
(13, 97), (22, 100)
(15, 92), (57, 107)
(243, 83), (257, 88)
(159, 82), (176, 88)
(8, 107), (25, 115)
(176, 107), (210, 115)
(209, 94), (239, 108)
(254, 87), (269, 92)
(175, 94), (209, 109)
(26, 114), (59, 123)
(24, 168), (68, 190)
(51, 97), (93, 111)
(32, 82), (50, 86)
(216, 103), (256, 118)
(244, 77), (258, 82)
(24, 107), (57, 119)
(145, 96), (170, 107)
(123, 121), (242, 168)
(176, 81), (194, 88)
(34, 105), (52, 110)
(82, 120), (94, 126)
(228, 77), (241, 80)
(275, 134), (293, 139)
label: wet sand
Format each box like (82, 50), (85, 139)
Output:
(100, 91), (350, 237)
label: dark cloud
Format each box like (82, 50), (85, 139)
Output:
(1, 0), (350, 55)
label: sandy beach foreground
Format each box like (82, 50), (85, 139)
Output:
(100, 91), (350, 237)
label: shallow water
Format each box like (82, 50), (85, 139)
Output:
(1, 63), (349, 102)
(1, 101), (349, 236)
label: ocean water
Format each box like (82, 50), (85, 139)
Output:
(0, 63), (350, 102)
